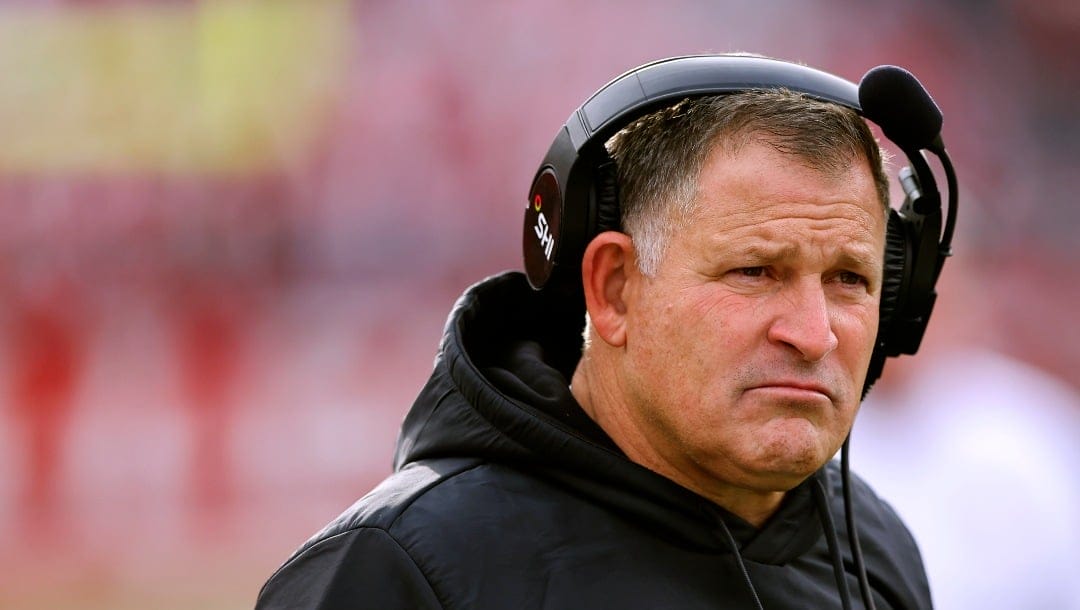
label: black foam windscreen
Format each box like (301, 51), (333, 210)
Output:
(858, 66), (943, 151)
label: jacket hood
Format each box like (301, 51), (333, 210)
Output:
(393, 271), (827, 565)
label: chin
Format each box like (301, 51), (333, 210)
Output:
(750, 423), (834, 484)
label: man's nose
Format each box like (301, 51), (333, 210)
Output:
(766, 279), (839, 363)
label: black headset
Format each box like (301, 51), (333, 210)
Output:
(521, 54), (958, 393)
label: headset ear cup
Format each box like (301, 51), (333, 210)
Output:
(879, 209), (908, 328)
(593, 160), (621, 234)
(863, 209), (910, 396)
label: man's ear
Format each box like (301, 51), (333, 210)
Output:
(581, 231), (636, 348)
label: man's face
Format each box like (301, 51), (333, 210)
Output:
(619, 139), (885, 493)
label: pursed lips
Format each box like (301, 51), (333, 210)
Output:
(745, 379), (835, 402)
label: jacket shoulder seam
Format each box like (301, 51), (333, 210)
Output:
(385, 460), (487, 531)
(341, 526), (450, 610)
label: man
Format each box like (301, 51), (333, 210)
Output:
(257, 58), (934, 609)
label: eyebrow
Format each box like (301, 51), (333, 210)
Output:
(836, 250), (882, 277)
(741, 243), (796, 262)
(738, 242), (882, 274)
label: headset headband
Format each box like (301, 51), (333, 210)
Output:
(570, 55), (861, 151)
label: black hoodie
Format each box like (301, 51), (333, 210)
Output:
(256, 272), (932, 609)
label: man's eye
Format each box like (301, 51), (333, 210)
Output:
(739, 267), (766, 277)
(838, 271), (866, 285)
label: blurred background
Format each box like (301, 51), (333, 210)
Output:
(0, 1), (1077, 608)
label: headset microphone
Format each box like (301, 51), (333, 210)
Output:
(858, 65), (944, 153)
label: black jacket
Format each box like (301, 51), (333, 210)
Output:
(256, 272), (932, 609)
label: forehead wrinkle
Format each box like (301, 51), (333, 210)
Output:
(720, 200), (882, 229)
(693, 184), (884, 236)
(706, 226), (882, 273)
(703, 211), (881, 248)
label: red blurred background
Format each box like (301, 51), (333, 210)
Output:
(1, 1), (1077, 608)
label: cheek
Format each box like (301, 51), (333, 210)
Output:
(834, 305), (880, 364)
(627, 293), (756, 405)
(624, 300), (705, 401)
(636, 293), (735, 363)
(824, 305), (880, 412)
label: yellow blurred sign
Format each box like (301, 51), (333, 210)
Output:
(0, 0), (352, 174)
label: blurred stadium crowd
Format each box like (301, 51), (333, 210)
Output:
(0, 1), (1077, 608)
